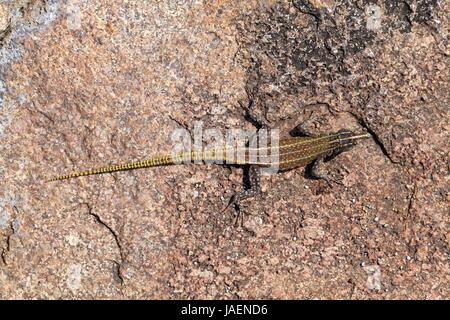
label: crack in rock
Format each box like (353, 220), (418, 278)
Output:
(1, 221), (14, 265)
(348, 111), (399, 165)
(81, 203), (125, 286)
(0, 206), (17, 266)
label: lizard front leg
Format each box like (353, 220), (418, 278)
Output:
(308, 157), (343, 187)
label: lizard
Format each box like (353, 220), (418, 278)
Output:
(47, 123), (371, 223)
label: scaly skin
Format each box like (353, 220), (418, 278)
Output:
(47, 130), (370, 182)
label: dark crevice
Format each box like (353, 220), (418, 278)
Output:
(0, 251), (6, 265)
(0, 24), (12, 44)
(27, 101), (56, 125)
(406, 182), (417, 220)
(1, 216), (15, 266)
(81, 203), (125, 286)
(111, 259), (125, 285)
(292, 0), (321, 27)
(168, 114), (195, 145)
(348, 112), (398, 164)
(241, 99), (269, 130)
(1, 205), (19, 266)
(348, 278), (357, 299)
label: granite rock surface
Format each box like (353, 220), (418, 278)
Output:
(0, 0), (448, 299)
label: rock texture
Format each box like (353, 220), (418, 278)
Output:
(0, 0), (448, 299)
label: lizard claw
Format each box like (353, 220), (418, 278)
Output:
(221, 195), (236, 214)
(222, 194), (244, 228)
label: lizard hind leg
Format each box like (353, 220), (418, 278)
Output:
(224, 165), (261, 227)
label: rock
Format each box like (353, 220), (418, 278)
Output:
(0, 0), (448, 299)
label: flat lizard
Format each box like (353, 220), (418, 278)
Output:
(48, 128), (370, 219)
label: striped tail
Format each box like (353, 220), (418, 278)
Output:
(47, 154), (174, 182)
(47, 148), (232, 182)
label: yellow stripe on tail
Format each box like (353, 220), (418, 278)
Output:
(47, 148), (231, 182)
(47, 154), (177, 182)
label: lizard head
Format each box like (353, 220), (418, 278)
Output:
(326, 129), (371, 159)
